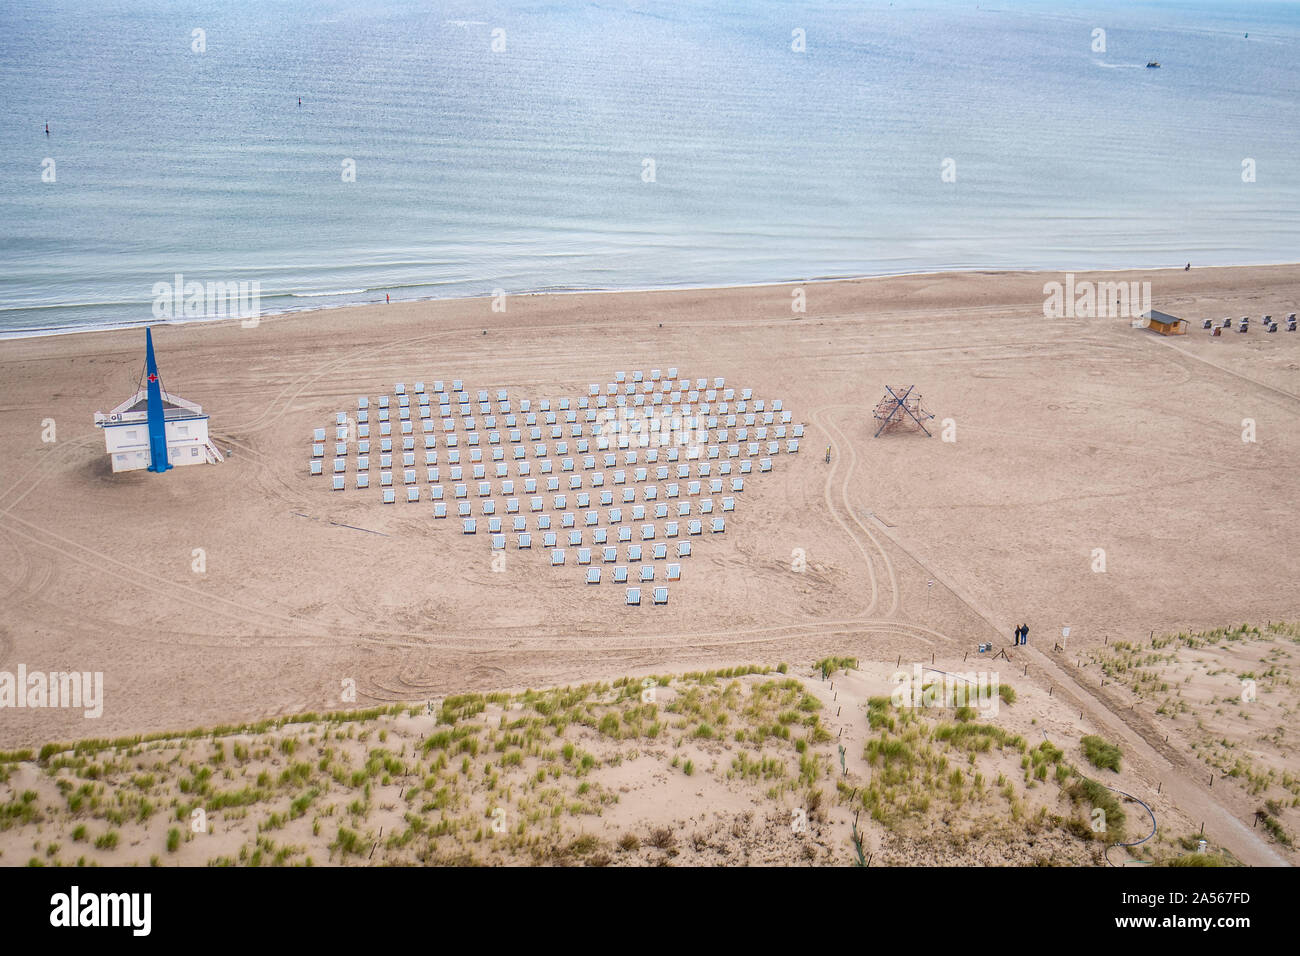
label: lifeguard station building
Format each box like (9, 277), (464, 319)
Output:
(94, 328), (222, 473)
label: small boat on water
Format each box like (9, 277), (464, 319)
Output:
(1146, 60), (1161, 68)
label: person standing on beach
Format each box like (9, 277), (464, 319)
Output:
(1020, 623), (1029, 645)
(386, 293), (390, 304)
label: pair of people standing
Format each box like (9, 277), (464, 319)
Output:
(1014, 623), (1029, 645)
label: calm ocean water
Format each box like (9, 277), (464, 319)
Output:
(1, 0), (1298, 337)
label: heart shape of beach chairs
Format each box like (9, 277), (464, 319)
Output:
(308, 369), (805, 605)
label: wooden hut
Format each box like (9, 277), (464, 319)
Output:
(1140, 310), (1189, 336)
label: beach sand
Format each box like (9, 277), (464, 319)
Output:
(2, 265), (1300, 863)
(2, 264), (1298, 864)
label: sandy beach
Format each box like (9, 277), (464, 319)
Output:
(3, 263), (1299, 741)
(2, 265), (1298, 865)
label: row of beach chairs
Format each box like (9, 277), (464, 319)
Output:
(460, 520), (722, 541)
(1204, 313), (1296, 334)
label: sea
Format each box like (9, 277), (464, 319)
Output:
(1, 0), (1298, 338)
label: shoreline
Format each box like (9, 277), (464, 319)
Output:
(4, 261), (1298, 343)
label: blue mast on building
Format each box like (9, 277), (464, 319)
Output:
(144, 327), (172, 473)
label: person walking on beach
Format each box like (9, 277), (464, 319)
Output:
(386, 293), (390, 304)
